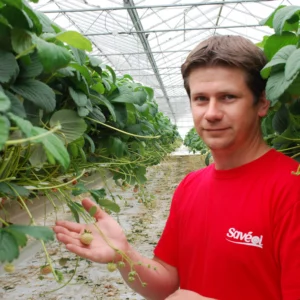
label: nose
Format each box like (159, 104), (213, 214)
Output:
(204, 99), (223, 122)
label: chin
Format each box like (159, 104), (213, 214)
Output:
(205, 141), (232, 151)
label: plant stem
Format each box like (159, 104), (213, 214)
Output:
(85, 117), (160, 139)
(5, 125), (62, 146)
(0, 217), (9, 226)
(15, 45), (36, 59)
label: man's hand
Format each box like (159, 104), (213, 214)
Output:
(53, 198), (129, 263)
(165, 290), (216, 300)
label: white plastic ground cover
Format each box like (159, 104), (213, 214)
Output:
(0, 155), (205, 300)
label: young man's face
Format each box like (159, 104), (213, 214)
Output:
(189, 66), (269, 152)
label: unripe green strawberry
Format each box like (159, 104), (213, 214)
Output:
(40, 265), (52, 275)
(129, 271), (137, 277)
(118, 261), (125, 268)
(4, 263), (15, 273)
(128, 276), (135, 282)
(107, 262), (117, 272)
(80, 230), (93, 245)
(58, 258), (68, 266)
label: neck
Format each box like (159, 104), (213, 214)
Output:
(211, 136), (271, 170)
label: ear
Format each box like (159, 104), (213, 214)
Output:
(258, 91), (270, 117)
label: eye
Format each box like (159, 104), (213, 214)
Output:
(223, 94), (236, 100)
(194, 96), (207, 101)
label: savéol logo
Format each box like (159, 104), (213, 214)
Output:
(226, 228), (263, 248)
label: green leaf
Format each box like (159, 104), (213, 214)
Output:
(56, 31), (92, 52)
(70, 46), (87, 65)
(8, 225), (54, 241)
(0, 182), (30, 197)
(285, 48), (300, 80)
(89, 56), (102, 67)
(273, 6), (300, 35)
(261, 45), (297, 78)
(19, 52), (43, 78)
(4, 229), (27, 248)
(90, 192), (120, 213)
(142, 86), (154, 101)
(91, 82), (105, 94)
(110, 91), (145, 105)
(31, 127), (70, 169)
(0, 50), (19, 84)
(22, 2), (42, 34)
(50, 109), (87, 144)
(0, 89), (11, 112)
(106, 65), (116, 84)
(36, 37), (72, 73)
(77, 106), (89, 117)
(84, 133), (95, 153)
(67, 202), (81, 223)
(0, 230), (19, 262)
(11, 28), (33, 56)
(261, 111), (275, 136)
(259, 5), (285, 28)
(288, 75), (300, 96)
(69, 87), (88, 107)
(8, 112), (32, 137)
(0, 14), (12, 28)
(69, 63), (92, 84)
(89, 107), (106, 123)
(135, 166), (147, 184)
(265, 71), (295, 105)
(114, 103), (127, 128)
(0, 115), (9, 150)
(71, 182), (88, 196)
(263, 32), (298, 61)
(205, 152), (212, 166)
(89, 206), (97, 217)
(90, 93), (116, 121)
(272, 103), (290, 134)
(123, 74), (133, 81)
(1, 0), (23, 9)
(108, 137), (126, 158)
(29, 144), (47, 168)
(1, 5), (32, 30)
(5, 91), (26, 118)
(11, 79), (56, 113)
(34, 11), (55, 33)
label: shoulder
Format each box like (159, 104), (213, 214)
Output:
(178, 164), (214, 188)
(268, 150), (299, 184)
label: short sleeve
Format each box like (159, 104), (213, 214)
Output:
(153, 179), (185, 267)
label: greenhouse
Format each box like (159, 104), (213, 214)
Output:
(0, 0), (300, 299)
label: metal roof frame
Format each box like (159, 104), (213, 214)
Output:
(32, 0), (299, 137)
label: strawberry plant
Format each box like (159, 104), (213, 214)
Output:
(259, 5), (300, 162)
(184, 128), (211, 165)
(0, 0), (180, 269)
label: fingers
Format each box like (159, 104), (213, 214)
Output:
(56, 232), (83, 247)
(82, 198), (107, 220)
(55, 220), (83, 233)
(65, 244), (94, 261)
(53, 226), (79, 238)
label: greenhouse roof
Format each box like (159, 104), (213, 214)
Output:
(32, 0), (298, 137)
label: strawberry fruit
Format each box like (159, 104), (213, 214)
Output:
(107, 262), (117, 272)
(4, 263), (15, 273)
(40, 265), (52, 275)
(80, 230), (93, 245)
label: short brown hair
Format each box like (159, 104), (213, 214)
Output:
(181, 35), (267, 103)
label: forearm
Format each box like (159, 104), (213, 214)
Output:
(117, 246), (178, 300)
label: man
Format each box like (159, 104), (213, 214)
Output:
(54, 36), (300, 299)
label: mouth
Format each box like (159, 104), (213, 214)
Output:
(204, 128), (229, 132)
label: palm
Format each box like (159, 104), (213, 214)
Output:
(54, 198), (128, 263)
